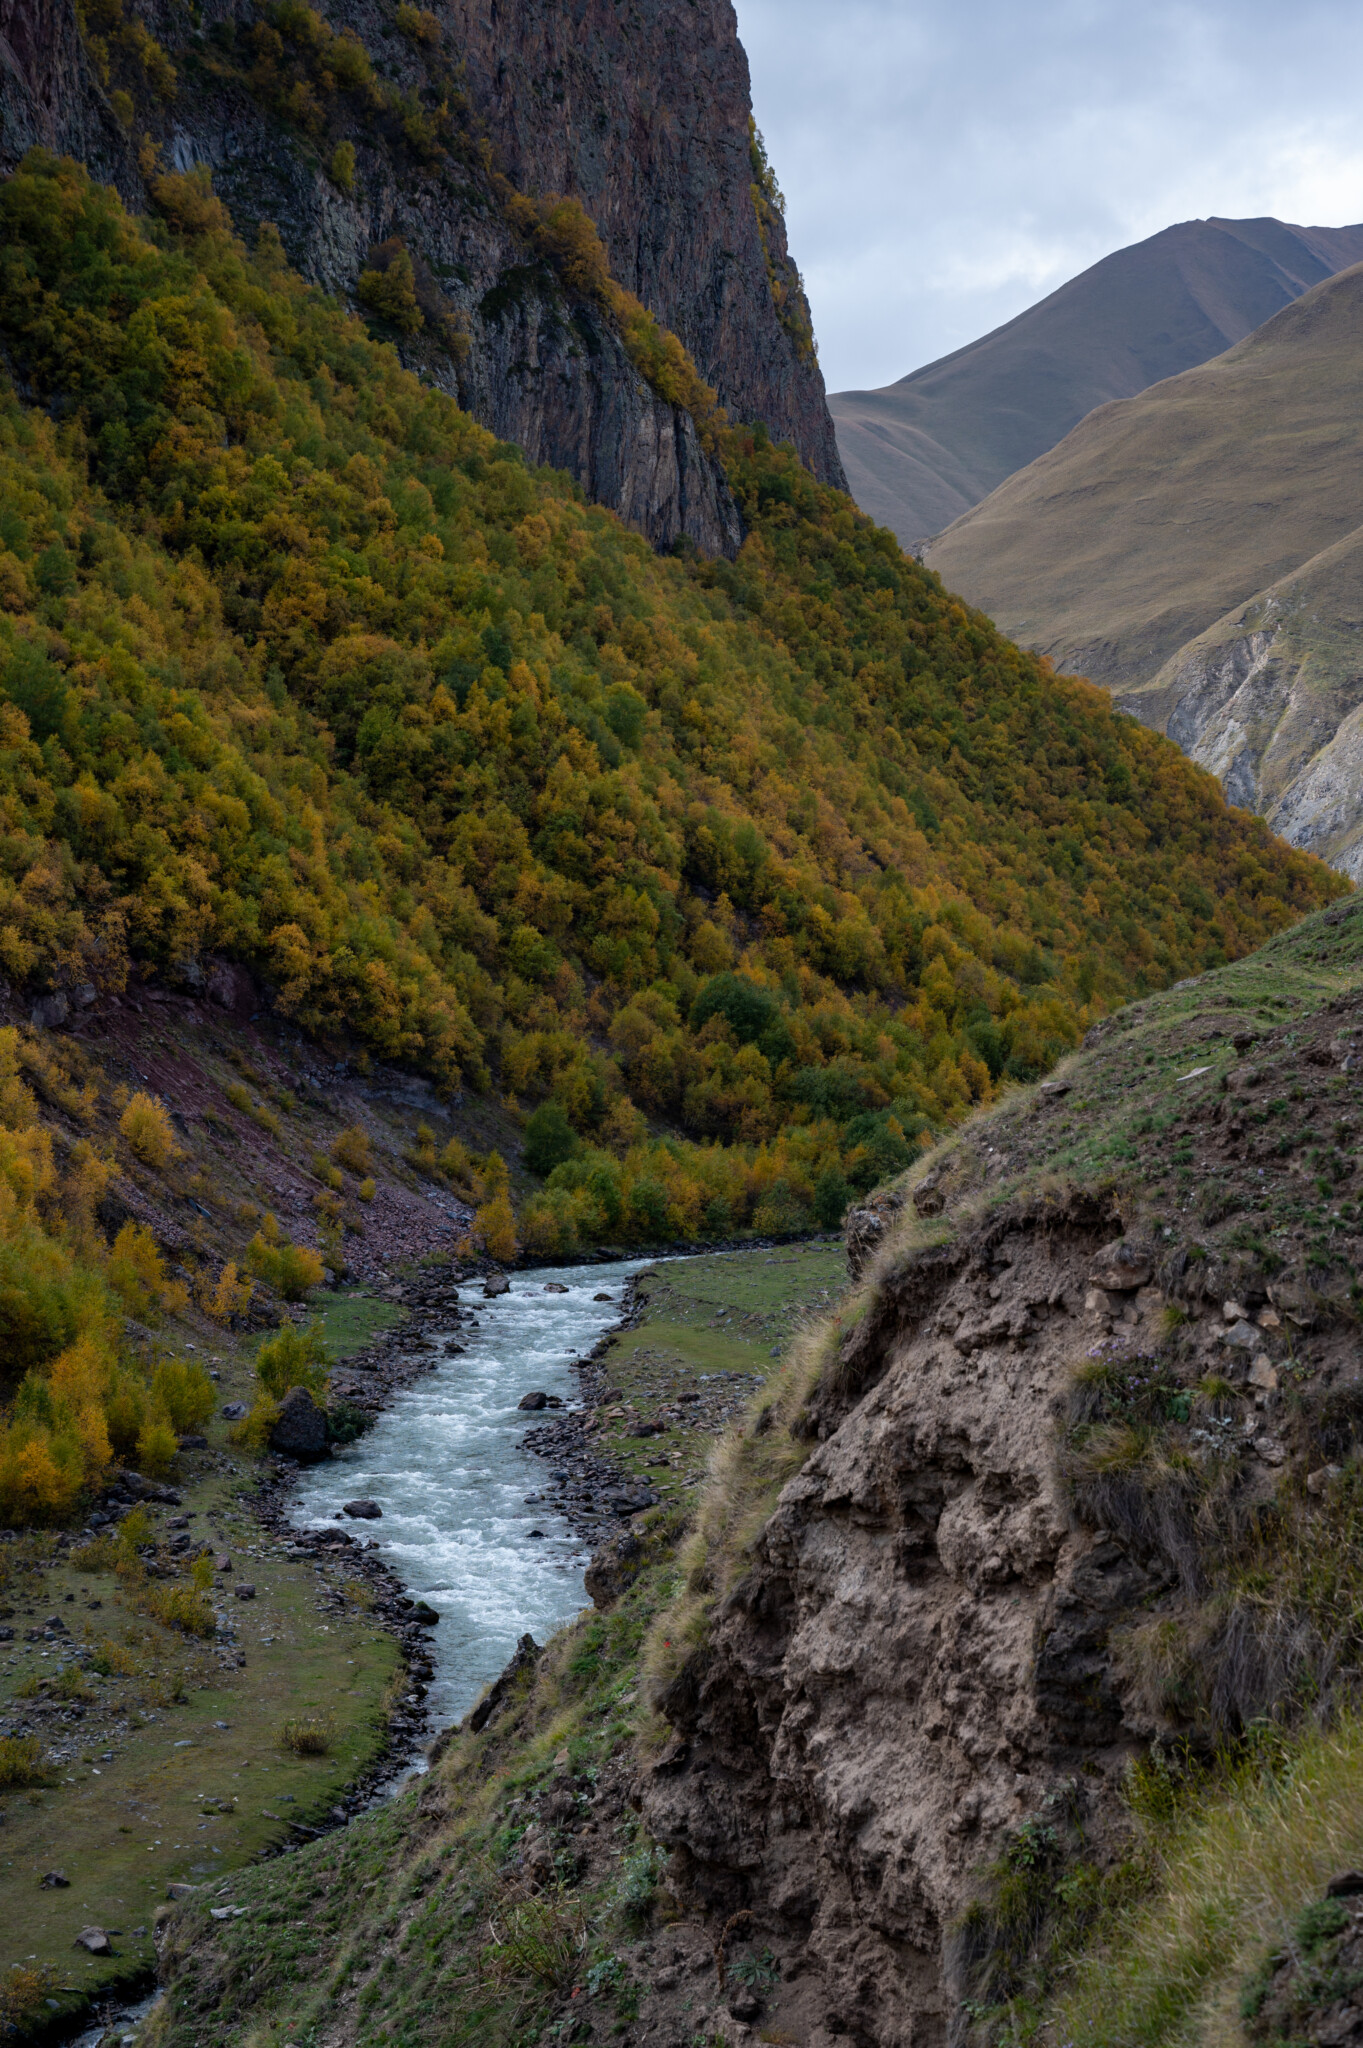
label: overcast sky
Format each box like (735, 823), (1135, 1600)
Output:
(734, 0), (1363, 394)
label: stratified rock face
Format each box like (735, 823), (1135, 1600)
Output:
(0, 0), (840, 553)
(643, 1193), (1152, 2048)
(445, 0), (844, 490)
(1118, 525), (1363, 879)
(0, 0), (134, 187)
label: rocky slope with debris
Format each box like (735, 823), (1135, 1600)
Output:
(0, 0), (840, 553)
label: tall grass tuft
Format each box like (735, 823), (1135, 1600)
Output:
(1058, 1714), (1363, 2048)
(280, 1712), (336, 1756)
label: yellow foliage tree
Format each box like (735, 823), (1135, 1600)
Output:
(118, 1092), (179, 1169)
(476, 1189), (517, 1265)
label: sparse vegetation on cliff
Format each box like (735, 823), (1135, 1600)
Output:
(749, 118), (817, 362)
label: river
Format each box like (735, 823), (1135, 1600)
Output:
(288, 1256), (650, 1729)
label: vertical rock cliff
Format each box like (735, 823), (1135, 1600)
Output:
(0, 0), (844, 553)
(444, 0), (844, 487)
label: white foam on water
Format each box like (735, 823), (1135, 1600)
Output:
(289, 1257), (650, 1727)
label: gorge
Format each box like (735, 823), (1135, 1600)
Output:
(0, 1), (1358, 2044)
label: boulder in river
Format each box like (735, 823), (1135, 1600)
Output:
(483, 1272), (511, 1298)
(517, 1390), (548, 1411)
(343, 1499), (383, 1519)
(543, 1281), (569, 1293)
(269, 1386), (330, 1462)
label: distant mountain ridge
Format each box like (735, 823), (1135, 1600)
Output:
(830, 215), (1363, 547)
(925, 261), (1363, 877)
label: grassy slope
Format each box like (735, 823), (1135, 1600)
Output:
(926, 262), (1363, 695)
(0, 1444), (402, 2031)
(137, 889), (1363, 2048)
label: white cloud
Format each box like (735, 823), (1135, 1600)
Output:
(733, 0), (1363, 390)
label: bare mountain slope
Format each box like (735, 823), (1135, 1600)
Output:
(1123, 526), (1363, 879)
(924, 260), (1363, 873)
(831, 215), (1363, 547)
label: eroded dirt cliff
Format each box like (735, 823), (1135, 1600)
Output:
(635, 898), (1363, 2046)
(643, 1192), (1141, 2046)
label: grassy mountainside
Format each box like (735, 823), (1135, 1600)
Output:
(0, 152), (1339, 1268)
(926, 261), (1363, 695)
(136, 890), (1363, 2048)
(830, 215), (1363, 548)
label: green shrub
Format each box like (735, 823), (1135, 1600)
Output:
(280, 1712), (335, 1755)
(0, 1735), (52, 1787)
(256, 1320), (329, 1402)
(524, 1101), (580, 1178)
(151, 1358), (215, 1433)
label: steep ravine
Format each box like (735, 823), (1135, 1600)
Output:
(145, 895), (1363, 2046)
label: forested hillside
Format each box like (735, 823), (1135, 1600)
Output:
(0, 152), (1340, 1257)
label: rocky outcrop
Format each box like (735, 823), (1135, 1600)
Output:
(0, 0), (841, 554)
(1118, 524), (1363, 878)
(642, 1191), (1160, 2047)
(0, 0), (135, 188)
(443, 0), (843, 489)
(268, 1385), (330, 1462)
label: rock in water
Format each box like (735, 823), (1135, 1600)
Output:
(269, 1386), (330, 1463)
(483, 1272), (511, 1298)
(517, 1391), (548, 1410)
(343, 1499), (383, 1519)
